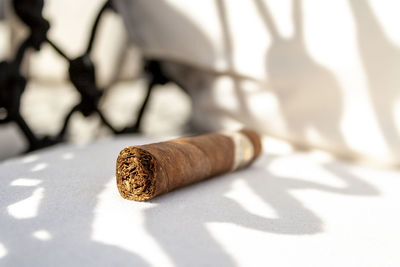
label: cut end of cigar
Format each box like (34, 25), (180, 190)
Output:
(116, 147), (157, 201)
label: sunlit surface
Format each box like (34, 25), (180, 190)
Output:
(21, 155), (40, 164)
(0, 243), (7, 259)
(7, 188), (44, 219)
(92, 179), (175, 267)
(30, 163), (48, 172)
(61, 153), (75, 160)
(32, 230), (52, 241)
(224, 179), (279, 219)
(10, 178), (42, 187)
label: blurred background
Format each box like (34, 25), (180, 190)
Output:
(1, 0), (400, 165)
(0, 0), (191, 160)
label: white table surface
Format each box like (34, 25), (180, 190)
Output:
(0, 135), (399, 267)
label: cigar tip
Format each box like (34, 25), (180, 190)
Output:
(116, 147), (157, 201)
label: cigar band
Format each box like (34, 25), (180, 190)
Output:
(222, 131), (255, 171)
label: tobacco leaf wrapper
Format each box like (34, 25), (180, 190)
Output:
(116, 129), (262, 201)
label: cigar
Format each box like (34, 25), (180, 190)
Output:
(116, 129), (262, 201)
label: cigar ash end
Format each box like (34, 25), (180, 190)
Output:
(116, 147), (157, 201)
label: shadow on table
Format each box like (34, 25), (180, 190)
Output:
(144, 153), (379, 267)
(0, 135), (379, 267)
(0, 138), (152, 266)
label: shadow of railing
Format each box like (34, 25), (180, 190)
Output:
(348, 0), (400, 154)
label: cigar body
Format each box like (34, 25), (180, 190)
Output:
(116, 129), (262, 201)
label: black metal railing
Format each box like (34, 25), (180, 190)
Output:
(0, 0), (172, 153)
